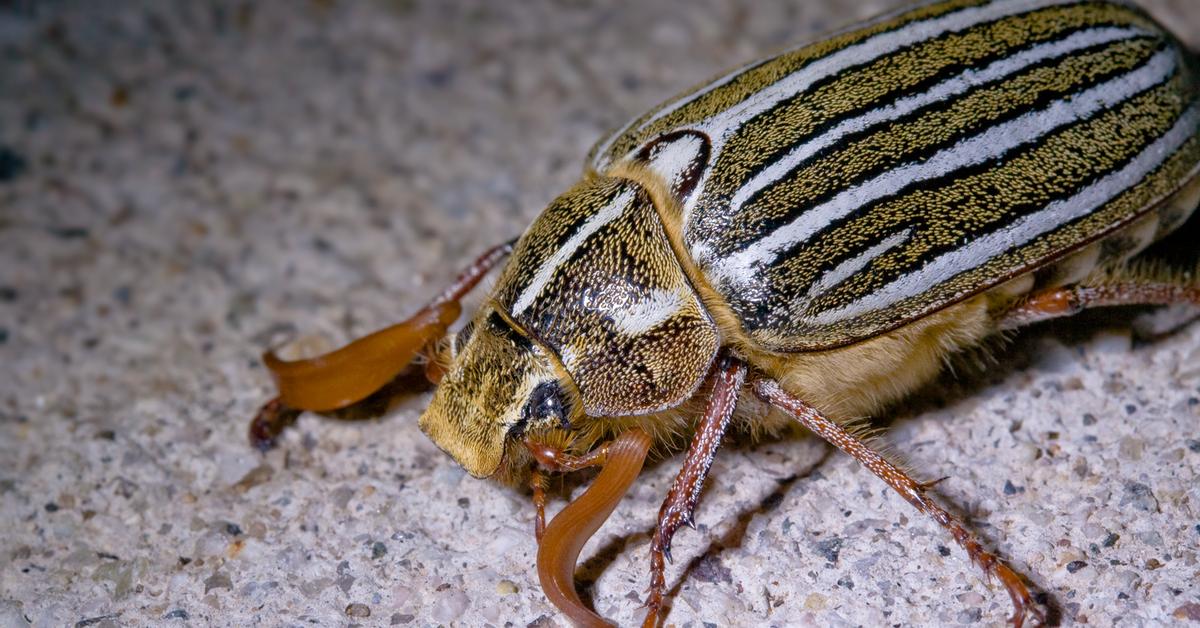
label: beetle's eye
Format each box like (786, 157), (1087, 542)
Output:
(523, 381), (571, 431)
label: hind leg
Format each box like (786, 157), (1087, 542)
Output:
(999, 273), (1199, 330)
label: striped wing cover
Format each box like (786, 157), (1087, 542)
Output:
(591, 0), (1200, 351)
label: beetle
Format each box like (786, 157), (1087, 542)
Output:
(252, 0), (1200, 625)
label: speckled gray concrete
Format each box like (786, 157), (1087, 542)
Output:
(2, 1), (1199, 626)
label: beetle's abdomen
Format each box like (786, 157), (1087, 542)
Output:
(594, 0), (1200, 351)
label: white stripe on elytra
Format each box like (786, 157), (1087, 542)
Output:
(729, 25), (1149, 216)
(589, 0), (918, 170)
(593, 0), (1073, 172)
(682, 0), (1084, 222)
(646, 133), (706, 192)
(714, 46), (1177, 288)
(805, 101), (1200, 327)
(804, 229), (913, 299)
(590, 59), (752, 171)
(511, 188), (635, 316)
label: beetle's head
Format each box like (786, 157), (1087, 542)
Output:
(418, 304), (578, 479)
(419, 176), (726, 479)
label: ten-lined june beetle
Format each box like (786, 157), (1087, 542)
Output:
(253, 0), (1200, 625)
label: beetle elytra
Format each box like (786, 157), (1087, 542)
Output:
(254, 0), (1200, 625)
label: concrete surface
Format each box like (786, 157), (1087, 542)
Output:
(2, 1), (1199, 626)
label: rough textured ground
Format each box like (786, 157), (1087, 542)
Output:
(2, 1), (1199, 626)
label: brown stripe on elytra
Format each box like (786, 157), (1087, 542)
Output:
(735, 81), (1200, 349)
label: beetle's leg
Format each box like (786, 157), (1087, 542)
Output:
(999, 279), (1199, 330)
(525, 438), (613, 542)
(428, 239), (517, 307)
(526, 439), (611, 473)
(251, 240), (514, 449)
(643, 353), (746, 627)
(531, 466), (548, 541)
(751, 377), (1043, 628)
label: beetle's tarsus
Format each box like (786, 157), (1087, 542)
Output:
(639, 584), (666, 628)
(944, 511), (1043, 626)
(248, 397), (300, 452)
(531, 466), (548, 542)
(994, 562), (1046, 628)
(640, 602), (662, 628)
(752, 377), (1044, 626)
(920, 475), (951, 490)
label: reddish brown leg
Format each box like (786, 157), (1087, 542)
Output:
(752, 377), (1043, 628)
(525, 438), (614, 542)
(250, 239), (514, 449)
(643, 353), (746, 628)
(531, 467), (548, 541)
(431, 239), (517, 307)
(999, 280), (1199, 330)
(526, 439), (612, 473)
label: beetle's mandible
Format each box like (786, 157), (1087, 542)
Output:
(253, 0), (1200, 625)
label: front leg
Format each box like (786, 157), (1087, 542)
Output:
(644, 353), (747, 628)
(526, 439), (614, 541)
